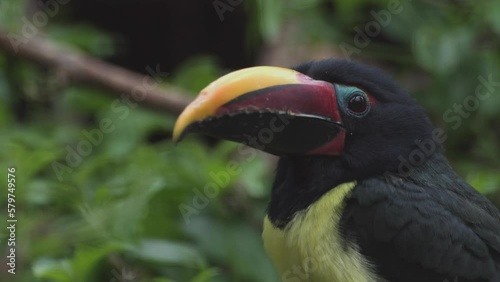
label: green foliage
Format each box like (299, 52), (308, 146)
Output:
(0, 96), (277, 281)
(1, 0), (499, 281)
(0, 0), (26, 30)
(169, 57), (226, 94)
(48, 24), (116, 57)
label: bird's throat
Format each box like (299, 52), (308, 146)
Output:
(267, 156), (348, 228)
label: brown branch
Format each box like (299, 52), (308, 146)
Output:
(0, 28), (191, 115)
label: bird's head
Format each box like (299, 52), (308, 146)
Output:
(174, 59), (437, 178)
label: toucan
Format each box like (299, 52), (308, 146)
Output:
(173, 59), (500, 282)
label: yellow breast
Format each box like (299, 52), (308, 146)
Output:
(262, 182), (379, 282)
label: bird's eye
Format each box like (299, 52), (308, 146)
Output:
(335, 85), (371, 118)
(347, 93), (369, 115)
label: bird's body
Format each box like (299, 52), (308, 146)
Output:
(264, 153), (500, 282)
(174, 59), (500, 281)
(263, 181), (379, 282)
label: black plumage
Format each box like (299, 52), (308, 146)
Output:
(266, 59), (500, 281)
(341, 153), (500, 281)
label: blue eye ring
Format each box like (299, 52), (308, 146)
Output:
(335, 85), (371, 118)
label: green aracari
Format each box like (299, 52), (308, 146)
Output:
(173, 59), (500, 282)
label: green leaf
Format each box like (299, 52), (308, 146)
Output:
(413, 26), (473, 75)
(256, 0), (284, 42)
(0, 0), (26, 30)
(33, 258), (73, 282)
(238, 153), (272, 198)
(71, 243), (125, 281)
(48, 24), (116, 57)
(171, 56), (224, 93)
(466, 171), (500, 194)
(33, 243), (124, 282)
(190, 268), (220, 282)
(131, 239), (206, 268)
(483, 0), (500, 35)
(184, 217), (279, 282)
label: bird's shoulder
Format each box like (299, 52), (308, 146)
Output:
(340, 175), (500, 282)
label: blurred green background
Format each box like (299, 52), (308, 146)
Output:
(1, 0), (499, 281)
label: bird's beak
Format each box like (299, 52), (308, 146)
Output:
(173, 66), (346, 156)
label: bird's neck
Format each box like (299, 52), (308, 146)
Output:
(266, 152), (456, 229)
(267, 155), (347, 228)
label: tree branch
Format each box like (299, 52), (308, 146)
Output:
(0, 28), (192, 115)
